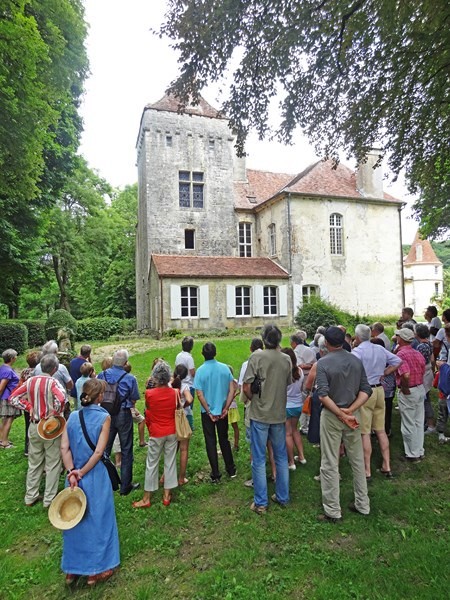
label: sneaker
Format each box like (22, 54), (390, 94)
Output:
(348, 502), (369, 516)
(438, 436), (450, 444)
(424, 427), (436, 435)
(317, 513), (342, 523)
(250, 502), (267, 515)
(271, 493), (288, 508)
(244, 479), (254, 488)
(294, 456), (307, 465)
(229, 472), (237, 479)
(288, 464), (296, 471)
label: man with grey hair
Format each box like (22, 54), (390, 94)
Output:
(98, 349), (141, 495)
(10, 354), (66, 507)
(371, 322), (391, 350)
(243, 324), (292, 514)
(352, 324), (402, 479)
(34, 340), (73, 395)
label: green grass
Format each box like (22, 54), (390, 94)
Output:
(1, 337), (450, 599)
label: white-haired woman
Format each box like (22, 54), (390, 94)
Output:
(133, 361), (178, 508)
(0, 349), (20, 448)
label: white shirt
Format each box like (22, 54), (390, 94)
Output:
(294, 344), (316, 367)
(175, 351), (195, 387)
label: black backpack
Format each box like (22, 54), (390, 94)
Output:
(100, 371), (128, 416)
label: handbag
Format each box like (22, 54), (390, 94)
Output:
(79, 411), (121, 491)
(174, 389), (192, 441)
(302, 393), (311, 416)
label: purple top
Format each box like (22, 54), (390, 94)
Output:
(0, 364), (19, 400)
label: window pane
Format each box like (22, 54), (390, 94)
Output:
(193, 184), (204, 208)
(193, 172), (203, 182)
(185, 229), (194, 249)
(179, 183), (190, 208)
(179, 171), (190, 181)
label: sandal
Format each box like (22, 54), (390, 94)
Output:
(132, 499), (151, 509)
(65, 574), (78, 585)
(379, 469), (394, 478)
(178, 478), (189, 486)
(162, 493), (172, 506)
(87, 569), (115, 586)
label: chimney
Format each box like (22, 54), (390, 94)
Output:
(356, 148), (384, 198)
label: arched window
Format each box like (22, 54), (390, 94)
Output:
(329, 213), (343, 255)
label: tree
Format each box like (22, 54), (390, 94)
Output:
(161, 0), (450, 237)
(0, 0), (88, 315)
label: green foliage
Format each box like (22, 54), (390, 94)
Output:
(19, 320), (46, 348)
(162, 0), (450, 237)
(295, 297), (348, 337)
(44, 309), (77, 343)
(0, 322), (28, 354)
(0, 0), (88, 315)
(76, 317), (125, 341)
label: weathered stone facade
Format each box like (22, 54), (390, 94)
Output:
(136, 94), (405, 334)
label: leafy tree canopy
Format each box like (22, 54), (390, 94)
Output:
(161, 0), (450, 237)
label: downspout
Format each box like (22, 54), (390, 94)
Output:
(159, 276), (164, 337)
(398, 206), (406, 306)
(286, 193), (294, 323)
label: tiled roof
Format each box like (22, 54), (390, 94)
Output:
(151, 255), (289, 279)
(404, 231), (442, 265)
(146, 93), (225, 119)
(234, 160), (400, 209)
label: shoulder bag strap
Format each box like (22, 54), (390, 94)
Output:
(79, 410), (96, 453)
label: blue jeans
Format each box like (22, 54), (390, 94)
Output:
(106, 408), (134, 492)
(250, 420), (289, 507)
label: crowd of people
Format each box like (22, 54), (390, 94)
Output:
(0, 304), (449, 584)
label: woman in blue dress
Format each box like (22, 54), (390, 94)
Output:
(60, 378), (120, 586)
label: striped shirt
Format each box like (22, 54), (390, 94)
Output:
(9, 374), (66, 421)
(395, 345), (425, 387)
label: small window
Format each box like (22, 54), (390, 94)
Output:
(239, 223), (252, 257)
(166, 135), (173, 147)
(263, 286), (277, 315)
(209, 139), (215, 150)
(179, 171), (204, 208)
(236, 286), (251, 316)
(180, 286), (198, 318)
(435, 265), (438, 275)
(268, 223), (276, 256)
(302, 285), (319, 303)
(185, 229), (195, 250)
(435, 282), (439, 295)
(330, 213), (343, 255)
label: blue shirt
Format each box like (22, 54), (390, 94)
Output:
(352, 341), (402, 385)
(194, 359), (233, 415)
(97, 366), (140, 409)
(69, 356), (87, 398)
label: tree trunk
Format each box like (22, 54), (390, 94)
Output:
(52, 254), (71, 312)
(8, 282), (20, 319)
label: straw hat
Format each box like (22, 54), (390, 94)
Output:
(48, 487), (87, 530)
(37, 415), (66, 440)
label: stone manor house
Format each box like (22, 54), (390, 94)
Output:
(136, 94), (405, 334)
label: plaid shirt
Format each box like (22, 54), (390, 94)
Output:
(9, 374), (66, 421)
(396, 345), (425, 387)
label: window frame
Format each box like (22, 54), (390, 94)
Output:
(178, 170), (204, 209)
(268, 223), (277, 256)
(302, 285), (319, 303)
(184, 229), (195, 250)
(238, 222), (252, 257)
(180, 286), (199, 318)
(329, 213), (343, 256)
(235, 286), (251, 316)
(263, 285), (278, 315)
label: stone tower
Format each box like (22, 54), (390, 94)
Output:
(135, 94), (242, 330)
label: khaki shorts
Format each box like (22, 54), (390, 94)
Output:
(359, 386), (385, 434)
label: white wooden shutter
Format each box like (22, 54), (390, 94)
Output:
(199, 285), (210, 318)
(253, 284), (264, 317)
(279, 285), (288, 316)
(226, 285), (235, 317)
(293, 284), (302, 314)
(170, 285), (181, 319)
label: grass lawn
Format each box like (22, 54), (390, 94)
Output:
(1, 336), (449, 599)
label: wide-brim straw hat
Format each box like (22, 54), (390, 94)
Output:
(48, 487), (87, 530)
(37, 415), (66, 440)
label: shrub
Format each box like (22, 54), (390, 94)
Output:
(20, 320), (46, 348)
(0, 322), (28, 354)
(121, 318), (137, 334)
(45, 309), (77, 347)
(76, 317), (124, 341)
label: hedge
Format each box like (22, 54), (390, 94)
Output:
(0, 322), (28, 355)
(19, 320), (46, 348)
(76, 317), (125, 341)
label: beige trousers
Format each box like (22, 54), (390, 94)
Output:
(25, 423), (62, 507)
(144, 434), (178, 492)
(397, 384), (425, 458)
(320, 408), (370, 518)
